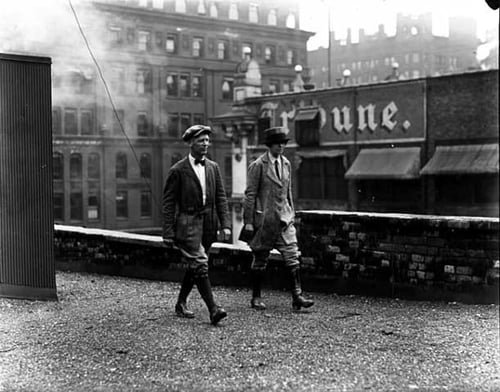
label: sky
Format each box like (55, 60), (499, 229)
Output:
(300, 0), (499, 50)
(1, 0), (498, 53)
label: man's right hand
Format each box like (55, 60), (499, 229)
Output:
(244, 223), (254, 232)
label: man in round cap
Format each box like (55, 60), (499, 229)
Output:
(241, 127), (314, 312)
(163, 124), (231, 325)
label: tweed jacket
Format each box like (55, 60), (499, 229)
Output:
(162, 156), (231, 250)
(243, 152), (297, 250)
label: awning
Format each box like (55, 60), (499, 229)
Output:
(420, 144), (499, 175)
(295, 108), (319, 121)
(345, 147), (421, 180)
(296, 150), (345, 159)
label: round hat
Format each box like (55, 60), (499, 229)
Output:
(264, 127), (290, 146)
(182, 125), (212, 142)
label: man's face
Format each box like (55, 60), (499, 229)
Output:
(269, 141), (287, 157)
(190, 133), (210, 158)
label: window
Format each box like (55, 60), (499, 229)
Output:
(136, 69), (150, 94)
(264, 46), (275, 64)
(111, 67), (125, 94)
(249, 4), (258, 23)
(138, 30), (151, 51)
(412, 53), (420, 63)
(126, 28), (135, 44)
(286, 49), (296, 66)
(179, 74), (190, 97)
(192, 75), (202, 97)
(153, 0), (163, 8)
(70, 153), (82, 179)
(295, 110), (320, 146)
(268, 80), (279, 93)
(166, 34), (177, 53)
(412, 70), (420, 78)
(116, 191), (128, 218)
(267, 9), (277, 26)
(222, 78), (234, 100)
(113, 109), (124, 135)
(209, 3), (218, 17)
(242, 43), (252, 59)
(180, 113), (191, 133)
(229, 3), (238, 20)
(109, 26), (122, 46)
(257, 117), (271, 145)
(193, 113), (204, 125)
(139, 0), (148, 6)
(88, 194), (100, 220)
(80, 110), (93, 135)
(437, 175), (499, 204)
(175, 0), (186, 12)
(193, 37), (203, 57)
(141, 191), (152, 217)
(137, 112), (150, 137)
(140, 153), (152, 179)
(52, 108), (61, 135)
(70, 192), (83, 221)
(64, 109), (77, 135)
(217, 40), (228, 60)
(358, 180), (420, 212)
(53, 193), (64, 222)
(286, 12), (296, 28)
(197, 0), (206, 14)
(298, 157), (348, 200)
(53, 153), (64, 180)
(155, 32), (163, 48)
(116, 152), (127, 179)
(168, 113), (179, 137)
(166, 74), (178, 96)
(88, 153), (100, 179)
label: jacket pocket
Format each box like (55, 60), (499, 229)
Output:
(175, 213), (202, 250)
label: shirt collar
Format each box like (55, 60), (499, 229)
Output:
(268, 152), (280, 164)
(189, 154), (205, 165)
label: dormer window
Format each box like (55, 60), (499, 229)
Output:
(197, 0), (206, 14)
(175, 0), (186, 13)
(249, 4), (259, 23)
(209, 3), (218, 17)
(267, 9), (277, 26)
(229, 3), (238, 20)
(286, 12), (296, 28)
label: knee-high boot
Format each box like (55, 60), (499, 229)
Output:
(195, 276), (227, 325)
(289, 267), (314, 311)
(250, 269), (266, 310)
(175, 270), (195, 318)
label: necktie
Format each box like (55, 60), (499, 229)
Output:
(194, 158), (205, 166)
(274, 160), (280, 180)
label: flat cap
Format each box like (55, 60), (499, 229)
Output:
(182, 125), (212, 142)
(264, 127), (290, 146)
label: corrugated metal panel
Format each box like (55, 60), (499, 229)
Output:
(0, 53), (56, 299)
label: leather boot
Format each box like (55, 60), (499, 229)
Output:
(289, 267), (314, 311)
(250, 269), (266, 310)
(195, 276), (227, 326)
(175, 270), (195, 318)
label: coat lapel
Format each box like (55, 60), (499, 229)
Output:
(263, 153), (283, 187)
(179, 157), (203, 195)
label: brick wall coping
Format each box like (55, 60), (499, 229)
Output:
(54, 224), (165, 248)
(297, 210), (499, 229)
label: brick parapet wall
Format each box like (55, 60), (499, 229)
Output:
(54, 211), (500, 304)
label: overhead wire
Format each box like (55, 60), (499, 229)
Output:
(67, 0), (162, 212)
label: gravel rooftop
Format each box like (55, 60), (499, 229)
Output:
(1, 271), (499, 392)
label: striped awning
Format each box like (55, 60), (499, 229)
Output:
(345, 147), (421, 180)
(420, 144), (499, 175)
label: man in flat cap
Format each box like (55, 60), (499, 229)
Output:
(162, 125), (231, 326)
(241, 127), (314, 312)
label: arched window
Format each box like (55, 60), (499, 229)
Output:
(267, 9), (277, 26)
(229, 3), (238, 20)
(70, 153), (82, 179)
(209, 3), (218, 17)
(116, 152), (128, 179)
(88, 153), (100, 179)
(174, 0), (186, 13)
(140, 153), (152, 179)
(53, 152), (64, 180)
(286, 12), (296, 29)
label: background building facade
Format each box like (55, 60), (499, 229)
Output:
(308, 13), (482, 88)
(47, 0), (313, 231)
